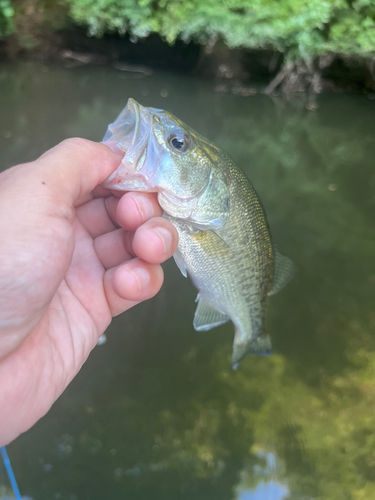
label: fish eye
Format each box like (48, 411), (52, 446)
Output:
(167, 131), (192, 153)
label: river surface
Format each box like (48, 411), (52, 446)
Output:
(1, 61), (375, 500)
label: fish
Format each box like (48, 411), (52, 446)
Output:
(102, 98), (296, 368)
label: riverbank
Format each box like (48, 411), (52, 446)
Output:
(1, 26), (375, 95)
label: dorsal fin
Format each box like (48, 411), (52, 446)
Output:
(268, 248), (297, 296)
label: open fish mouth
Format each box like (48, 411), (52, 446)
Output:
(103, 98), (145, 154)
(101, 99), (211, 214)
(102, 98), (152, 190)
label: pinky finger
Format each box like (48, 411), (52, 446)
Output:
(104, 258), (164, 316)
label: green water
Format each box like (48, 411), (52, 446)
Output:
(1, 61), (375, 500)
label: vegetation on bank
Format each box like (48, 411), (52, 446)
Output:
(2, 0), (375, 63)
(67, 0), (375, 61)
(0, 0), (13, 37)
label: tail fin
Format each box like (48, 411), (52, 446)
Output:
(232, 332), (272, 370)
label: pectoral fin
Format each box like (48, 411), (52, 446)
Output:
(173, 249), (187, 278)
(193, 294), (229, 331)
(268, 248), (297, 296)
(191, 229), (232, 256)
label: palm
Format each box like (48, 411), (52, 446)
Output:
(0, 189), (177, 446)
(42, 218), (111, 381)
(0, 139), (178, 446)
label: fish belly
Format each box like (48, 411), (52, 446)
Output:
(166, 217), (269, 350)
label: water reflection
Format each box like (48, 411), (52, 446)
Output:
(237, 482), (288, 500)
(0, 61), (375, 500)
(235, 450), (288, 500)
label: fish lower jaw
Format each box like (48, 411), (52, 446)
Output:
(102, 162), (151, 190)
(102, 176), (149, 191)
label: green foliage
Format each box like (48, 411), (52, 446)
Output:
(0, 0), (14, 37)
(2, 0), (375, 61)
(65, 0), (375, 61)
(64, 0), (154, 38)
(328, 8), (375, 55)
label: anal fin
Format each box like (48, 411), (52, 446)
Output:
(193, 295), (229, 331)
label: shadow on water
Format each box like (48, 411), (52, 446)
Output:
(1, 61), (375, 500)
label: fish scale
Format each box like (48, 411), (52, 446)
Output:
(103, 98), (296, 368)
(164, 156), (274, 367)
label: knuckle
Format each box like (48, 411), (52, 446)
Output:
(60, 137), (93, 152)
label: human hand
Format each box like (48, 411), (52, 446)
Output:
(0, 138), (178, 446)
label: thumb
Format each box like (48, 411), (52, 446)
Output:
(36, 138), (124, 204)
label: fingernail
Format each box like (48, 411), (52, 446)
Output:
(132, 195), (154, 222)
(152, 227), (172, 255)
(102, 140), (125, 159)
(128, 267), (150, 291)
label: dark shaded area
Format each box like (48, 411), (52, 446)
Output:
(58, 29), (202, 74)
(1, 26), (375, 94)
(0, 26), (201, 72)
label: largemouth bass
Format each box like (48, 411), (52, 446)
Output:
(102, 99), (296, 368)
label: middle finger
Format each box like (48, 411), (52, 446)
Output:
(94, 217), (178, 270)
(76, 192), (163, 239)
